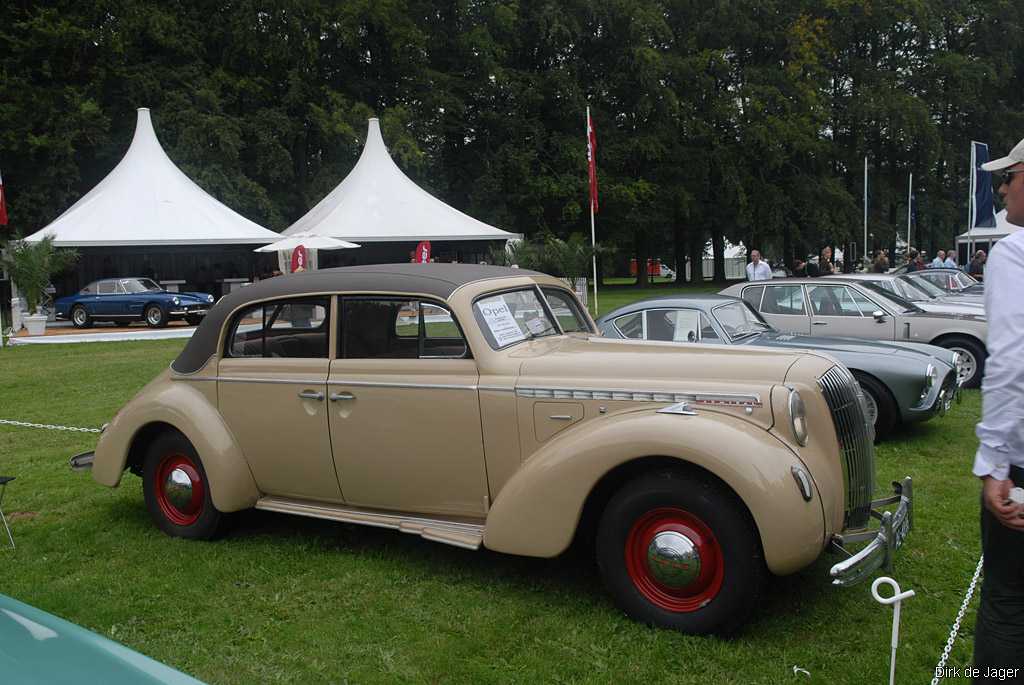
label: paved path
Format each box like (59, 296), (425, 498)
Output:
(9, 327), (196, 345)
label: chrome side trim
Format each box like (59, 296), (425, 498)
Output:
(516, 386), (761, 407)
(206, 377), (324, 386)
(477, 385), (515, 393)
(328, 379), (477, 391)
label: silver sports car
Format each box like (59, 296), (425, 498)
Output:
(597, 294), (961, 439)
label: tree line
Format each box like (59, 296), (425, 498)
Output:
(1, 0), (1021, 283)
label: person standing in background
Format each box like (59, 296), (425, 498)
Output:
(931, 250), (947, 268)
(745, 250), (773, 281)
(971, 138), (1024, 683)
(945, 250), (958, 269)
(818, 246), (835, 275)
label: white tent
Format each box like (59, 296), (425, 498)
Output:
(284, 118), (520, 242)
(25, 108), (280, 247)
(957, 209), (1023, 245)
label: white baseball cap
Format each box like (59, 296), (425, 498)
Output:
(981, 138), (1024, 171)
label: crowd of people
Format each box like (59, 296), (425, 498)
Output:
(744, 244), (987, 281)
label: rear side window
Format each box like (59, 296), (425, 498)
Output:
(80, 283), (97, 294)
(227, 298), (330, 359)
(741, 286), (764, 309)
(761, 285), (805, 315)
(341, 298), (467, 359)
(97, 281), (117, 295)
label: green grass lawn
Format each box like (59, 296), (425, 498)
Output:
(0, 301), (987, 683)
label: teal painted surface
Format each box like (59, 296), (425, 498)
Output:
(0, 594), (205, 684)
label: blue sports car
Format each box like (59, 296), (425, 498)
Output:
(55, 277), (215, 328)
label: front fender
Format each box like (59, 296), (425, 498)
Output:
(483, 409), (827, 576)
(93, 372), (259, 512)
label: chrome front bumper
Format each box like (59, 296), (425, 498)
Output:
(829, 476), (912, 586)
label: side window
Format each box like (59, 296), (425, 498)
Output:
(97, 281), (116, 295)
(808, 285), (862, 316)
(761, 285), (806, 315)
(422, 302), (468, 358)
(80, 283), (97, 294)
(541, 288), (590, 333)
(612, 312), (643, 339)
(741, 286), (764, 310)
(227, 298), (329, 359)
(649, 309), (701, 342)
(700, 313), (721, 341)
(342, 298), (467, 359)
(848, 288), (880, 315)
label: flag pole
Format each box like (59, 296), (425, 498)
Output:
(906, 172), (913, 251)
(587, 106), (598, 314)
(863, 157), (868, 267)
(968, 142), (976, 258)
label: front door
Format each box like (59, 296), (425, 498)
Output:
(328, 297), (488, 518)
(806, 284), (895, 339)
(217, 297), (342, 502)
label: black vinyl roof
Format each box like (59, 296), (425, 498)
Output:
(171, 263), (543, 373)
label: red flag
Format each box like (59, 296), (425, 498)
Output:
(587, 108), (598, 214)
(0, 169), (8, 226)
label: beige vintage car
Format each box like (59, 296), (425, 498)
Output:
(74, 264), (911, 635)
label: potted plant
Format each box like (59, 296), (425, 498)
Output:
(1, 234), (78, 336)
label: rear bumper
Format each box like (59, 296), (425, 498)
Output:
(828, 477), (912, 586)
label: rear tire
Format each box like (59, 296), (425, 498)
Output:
(71, 306), (93, 329)
(852, 372), (897, 441)
(595, 470), (764, 635)
(936, 336), (986, 389)
(142, 432), (222, 539)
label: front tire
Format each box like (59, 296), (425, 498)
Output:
(595, 470), (764, 635)
(71, 306), (93, 329)
(852, 372), (897, 441)
(144, 304), (168, 328)
(936, 336), (986, 389)
(142, 432), (222, 539)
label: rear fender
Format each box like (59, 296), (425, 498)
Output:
(93, 375), (258, 512)
(483, 409), (826, 576)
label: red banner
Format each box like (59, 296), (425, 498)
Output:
(415, 240), (431, 263)
(0, 169), (8, 226)
(290, 244), (307, 272)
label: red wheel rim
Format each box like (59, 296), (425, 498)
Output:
(154, 453), (204, 526)
(624, 506), (724, 612)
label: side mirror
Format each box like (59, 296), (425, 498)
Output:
(872, 310), (887, 322)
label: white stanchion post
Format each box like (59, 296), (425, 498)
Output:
(872, 577), (916, 685)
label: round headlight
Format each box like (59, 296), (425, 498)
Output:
(172, 297), (180, 306)
(920, 363), (936, 401)
(789, 389), (808, 446)
(207, 294), (215, 303)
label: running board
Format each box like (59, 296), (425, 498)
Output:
(254, 497), (485, 551)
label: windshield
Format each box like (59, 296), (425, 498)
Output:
(901, 275), (945, 298)
(121, 278), (162, 293)
(857, 281), (919, 313)
(712, 301), (771, 340)
(473, 287), (587, 350)
(953, 271), (979, 289)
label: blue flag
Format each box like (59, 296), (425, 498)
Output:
(973, 142), (997, 228)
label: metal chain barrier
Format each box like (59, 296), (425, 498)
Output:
(0, 418), (103, 434)
(931, 554), (985, 685)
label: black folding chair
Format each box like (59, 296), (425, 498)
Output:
(0, 476), (14, 549)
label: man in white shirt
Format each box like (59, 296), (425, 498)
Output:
(944, 250), (958, 269)
(745, 250), (772, 281)
(930, 250), (946, 268)
(973, 137), (1024, 681)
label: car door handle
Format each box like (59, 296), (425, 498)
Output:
(329, 392), (355, 402)
(298, 390), (324, 401)
(812, 322), (828, 326)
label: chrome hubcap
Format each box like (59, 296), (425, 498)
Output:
(863, 390), (879, 427)
(645, 531), (700, 588)
(147, 309), (161, 324)
(949, 347), (976, 385)
(163, 467), (195, 511)
(73, 309), (86, 324)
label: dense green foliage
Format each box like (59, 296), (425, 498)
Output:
(1, 1), (1021, 281)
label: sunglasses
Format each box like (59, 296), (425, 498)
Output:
(999, 168), (1024, 185)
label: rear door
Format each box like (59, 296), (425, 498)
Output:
(759, 284), (812, 334)
(806, 284), (895, 339)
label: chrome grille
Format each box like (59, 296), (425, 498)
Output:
(818, 365), (875, 529)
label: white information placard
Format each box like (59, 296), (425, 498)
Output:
(476, 297), (526, 346)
